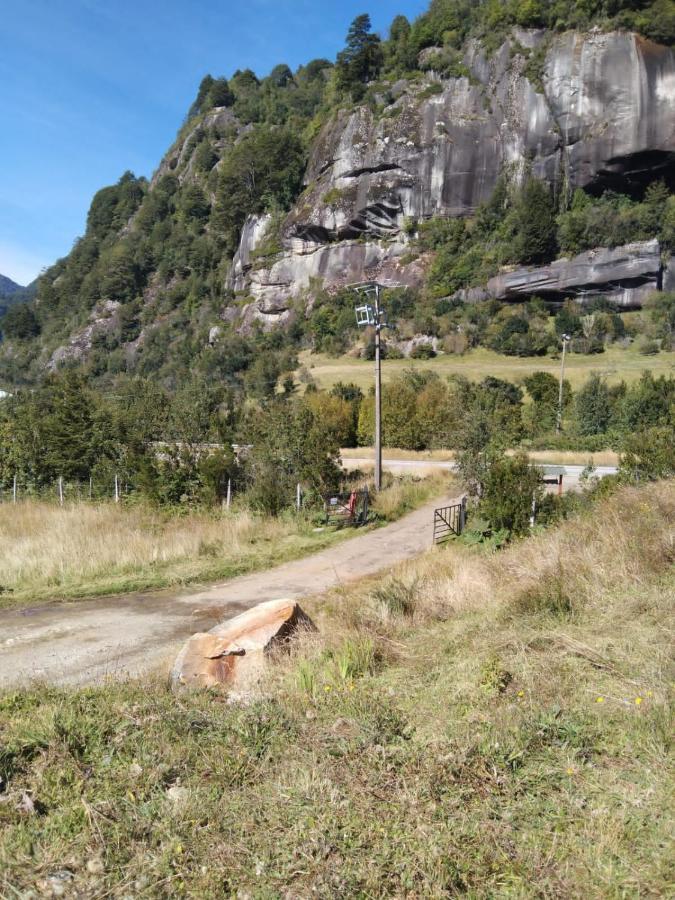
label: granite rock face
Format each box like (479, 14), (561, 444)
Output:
(455, 239), (663, 308)
(230, 30), (675, 322)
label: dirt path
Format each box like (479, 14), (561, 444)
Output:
(0, 494), (455, 689)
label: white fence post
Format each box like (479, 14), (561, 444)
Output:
(226, 478), (232, 509)
(58, 476), (64, 505)
(296, 482), (302, 511)
(13, 473), (17, 504)
(114, 474), (120, 503)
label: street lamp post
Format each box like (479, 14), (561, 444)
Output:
(353, 282), (387, 491)
(556, 333), (571, 433)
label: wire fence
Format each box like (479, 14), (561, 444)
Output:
(0, 472), (320, 513)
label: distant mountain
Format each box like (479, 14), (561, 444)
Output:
(0, 275), (37, 320)
(0, 274), (23, 296)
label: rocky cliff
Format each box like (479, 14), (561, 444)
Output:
(230, 30), (675, 323)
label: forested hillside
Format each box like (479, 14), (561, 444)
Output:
(2, 0), (674, 385)
(1, 0), (674, 500)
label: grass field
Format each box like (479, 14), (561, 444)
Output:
(0, 474), (448, 609)
(1, 481), (672, 896)
(299, 345), (675, 392)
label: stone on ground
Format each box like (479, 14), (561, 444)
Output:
(171, 597), (315, 691)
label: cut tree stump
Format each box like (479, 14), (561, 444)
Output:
(171, 597), (316, 691)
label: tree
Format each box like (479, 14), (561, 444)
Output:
(212, 127), (306, 254)
(1, 304), (40, 340)
(511, 177), (557, 265)
(336, 14), (383, 98)
(208, 77), (234, 108)
(575, 373), (613, 435)
(523, 371), (571, 432)
(189, 75), (214, 117)
(178, 184), (210, 224)
(479, 452), (544, 537)
(268, 64), (294, 87)
(386, 15), (416, 72)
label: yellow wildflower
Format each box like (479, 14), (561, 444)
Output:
(596, 697), (604, 703)
(635, 697), (643, 705)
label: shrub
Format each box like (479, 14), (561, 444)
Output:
(410, 342), (436, 359)
(372, 577), (418, 618)
(619, 426), (675, 481)
(479, 452), (544, 537)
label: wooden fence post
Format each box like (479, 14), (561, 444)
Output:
(226, 478), (232, 509)
(58, 476), (64, 506)
(296, 482), (302, 511)
(114, 474), (120, 503)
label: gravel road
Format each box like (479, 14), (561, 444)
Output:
(0, 493), (456, 689)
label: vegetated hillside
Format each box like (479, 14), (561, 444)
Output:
(1, 0), (674, 393)
(0, 274), (22, 296)
(0, 274), (32, 320)
(0, 480), (672, 895)
(0, 278), (37, 326)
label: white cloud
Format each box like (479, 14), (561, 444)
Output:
(0, 241), (50, 286)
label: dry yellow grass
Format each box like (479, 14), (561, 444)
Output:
(340, 447), (456, 461)
(0, 475), (449, 606)
(342, 447), (620, 467)
(0, 502), (300, 603)
(309, 480), (675, 632)
(523, 449), (620, 467)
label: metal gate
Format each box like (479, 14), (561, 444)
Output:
(324, 489), (369, 527)
(433, 498), (466, 544)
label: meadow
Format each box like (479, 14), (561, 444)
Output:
(1, 480), (672, 896)
(299, 344), (675, 392)
(0, 474), (447, 609)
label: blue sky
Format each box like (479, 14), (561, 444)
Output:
(0, 0), (428, 285)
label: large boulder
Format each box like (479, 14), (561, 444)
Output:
(171, 598), (315, 691)
(454, 239), (662, 308)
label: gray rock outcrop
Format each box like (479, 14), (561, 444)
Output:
(229, 30), (675, 321)
(454, 239), (663, 307)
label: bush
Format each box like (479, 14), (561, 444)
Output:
(619, 426), (675, 481)
(410, 342), (436, 359)
(478, 452), (544, 537)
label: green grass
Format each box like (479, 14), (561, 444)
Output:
(300, 345), (675, 392)
(0, 475), (448, 610)
(1, 481), (672, 896)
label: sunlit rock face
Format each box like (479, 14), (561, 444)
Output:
(454, 240), (662, 308)
(229, 31), (674, 325)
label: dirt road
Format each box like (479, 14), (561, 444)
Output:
(0, 494), (455, 689)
